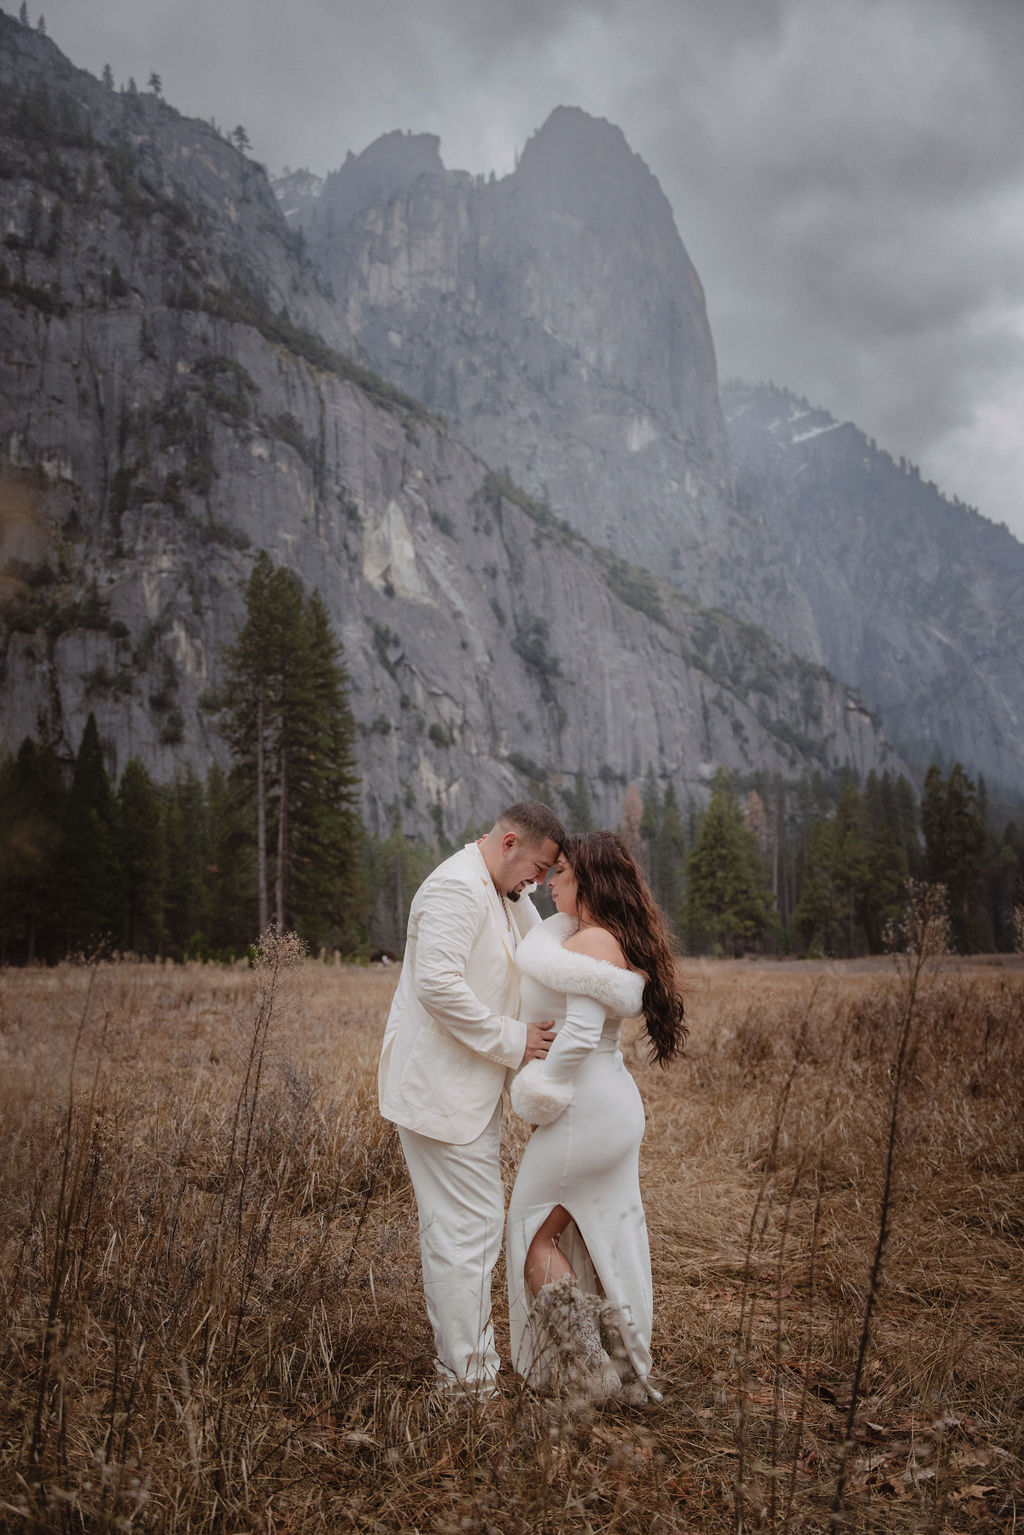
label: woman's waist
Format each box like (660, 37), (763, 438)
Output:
(592, 1035), (622, 1054)
(567, 1043), (626, 1073)
(550, 1024), (623, 1054)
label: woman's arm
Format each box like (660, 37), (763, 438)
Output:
(509, 992), (606, 1125)
(537, 994), (606, 1082)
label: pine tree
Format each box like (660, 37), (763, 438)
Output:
(222, 555), (362, 947)
(59, 713), (123, 952)
(618, 782), (644, 862)
(793, 816), (841, 956)
(288, 589), (363, 949)
(118, 759), (166, 953)
(562, 769), (594, 834)
(0, 735), (66, 963)
(921, 763), (986, 951)
(638, 765), (661, 880)
(996, 820), (1021, 952)
(886, 772), (921, 876)
(794, 782), (872, 956)
(684, 769), (771, 955)
(652, 780), (687, 933)
(985, 820), (1023, 951)
(222, 552), (288, 929)
(860, 771), (910, 950)
(203, 762), (254, 955)
(162, 769), (210, 956)
(368, 815), (435, 953)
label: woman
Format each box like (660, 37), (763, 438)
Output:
(507, 830), (686, 1403)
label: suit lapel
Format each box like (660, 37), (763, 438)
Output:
(470, 841), (519, 966)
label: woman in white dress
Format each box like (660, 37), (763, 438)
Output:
(507, 831), (686, 1402)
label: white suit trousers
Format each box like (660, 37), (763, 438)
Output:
(398, 1101), (504, 1386)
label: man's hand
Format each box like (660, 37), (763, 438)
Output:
(523, 1020), (556, 1063)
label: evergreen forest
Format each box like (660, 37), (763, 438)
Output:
(1, 561), (1021, 967)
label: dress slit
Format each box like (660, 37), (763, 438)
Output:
(511, 1193), (649, 1385)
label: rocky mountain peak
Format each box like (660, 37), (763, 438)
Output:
(288, 103), (747, 611)
(320, 129), (445, 225)
(513, 106), (673, 238)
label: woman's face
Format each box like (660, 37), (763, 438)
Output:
(546, 855), (580, 919)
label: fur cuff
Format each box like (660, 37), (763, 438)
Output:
(510, 1059), (573, 1125)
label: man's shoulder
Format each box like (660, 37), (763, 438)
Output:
(415, 843), (487, 903)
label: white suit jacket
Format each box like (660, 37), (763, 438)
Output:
(378, 841), (542, 1144)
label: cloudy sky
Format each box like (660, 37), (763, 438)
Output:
(33, 0), (1024, 542)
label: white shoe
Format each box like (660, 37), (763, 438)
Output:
(431, 1376), (502, 1405)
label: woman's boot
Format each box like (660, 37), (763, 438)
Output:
(586, 1295), (661, 1405)
(532, 1276), (621, 1401)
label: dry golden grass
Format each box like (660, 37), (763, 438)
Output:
(1, 942), (1022, 1533)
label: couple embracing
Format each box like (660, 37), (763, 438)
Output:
(378, 800), (686, 1402)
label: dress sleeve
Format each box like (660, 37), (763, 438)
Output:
(509, 993), (607, 1125)
(538, 994), (606, 1083)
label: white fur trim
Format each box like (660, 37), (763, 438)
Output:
(517, 914), (644, 1017)
(510, 1059), (574, 1125)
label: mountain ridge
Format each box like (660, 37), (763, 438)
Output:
(0, 12), (899, 837)
(721, 381), (1024, 788)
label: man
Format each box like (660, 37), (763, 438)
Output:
(378, 800), (565, 1392)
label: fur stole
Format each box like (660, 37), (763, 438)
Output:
(516, 913), (644, 1017)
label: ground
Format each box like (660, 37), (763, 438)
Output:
(1, 944), (1021, 1532)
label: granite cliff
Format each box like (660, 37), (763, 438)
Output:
(283, 113), (1023, 794)
(722, 384), (1024, 790)
(0, 14), (896, 836)
(281, 110), (792, 629)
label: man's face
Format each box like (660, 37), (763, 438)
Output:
(501, 835), (560, 895)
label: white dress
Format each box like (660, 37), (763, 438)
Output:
(506, 913), (659, 1395)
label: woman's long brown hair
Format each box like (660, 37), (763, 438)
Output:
(566, 831), (686, 1065)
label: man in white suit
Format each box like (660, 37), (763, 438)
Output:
(379, 800), (565, 1392)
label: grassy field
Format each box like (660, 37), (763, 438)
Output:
(1, 935), (1022, 1533)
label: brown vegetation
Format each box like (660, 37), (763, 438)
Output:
(1, 934), (1022, 1532)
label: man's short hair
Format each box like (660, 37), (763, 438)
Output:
(495, 800), (565, 851)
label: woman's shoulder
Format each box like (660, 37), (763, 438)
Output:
(517, 915), (644, 1015)
(562, 924), (630, 972)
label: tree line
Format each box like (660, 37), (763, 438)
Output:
(622, 762), (1022, 958)
(1, 554), (1021, 963)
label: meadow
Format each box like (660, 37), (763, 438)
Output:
(1, 932), (1021, 1533)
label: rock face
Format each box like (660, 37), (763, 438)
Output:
(722, 384), (1024, 790)
(286, 108), (779, 622)
(0, 15), (898, 835)
(285, 113), (1024, 795)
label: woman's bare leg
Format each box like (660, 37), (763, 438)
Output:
(525, 1204), (575, 1295)
(527, 1206), (621, 1399)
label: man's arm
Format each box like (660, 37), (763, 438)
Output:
(413, 875), (536, 1067)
